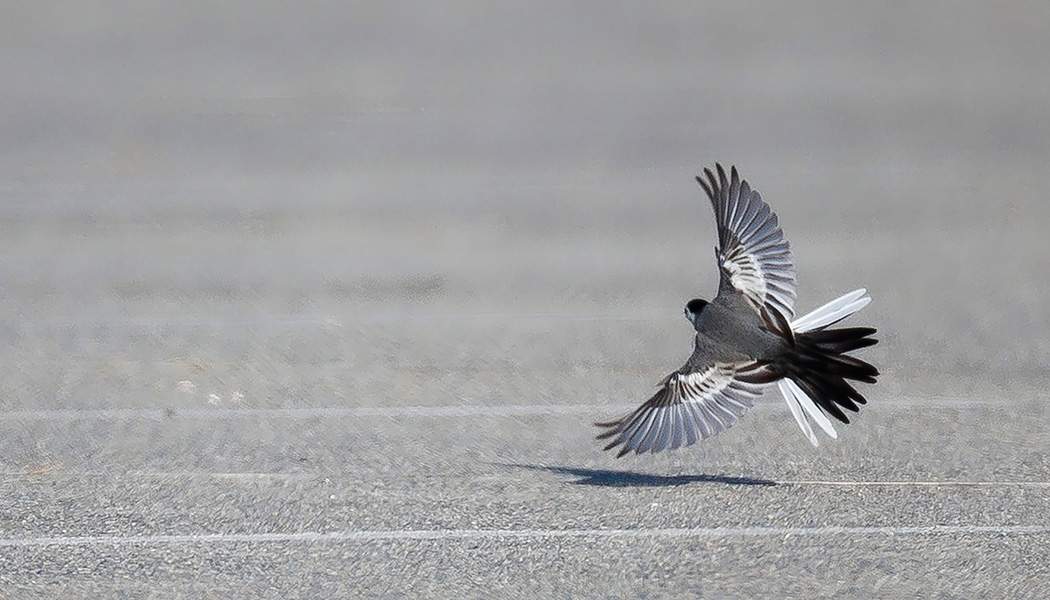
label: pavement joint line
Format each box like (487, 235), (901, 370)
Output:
(0, 399), (1006, 422)
(0, 313), (667, 327)
(1, 525), (1047, 548)
(4, 472), (1048, 488)
(776, 480), (1050, 487)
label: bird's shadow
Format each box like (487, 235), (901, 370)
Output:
(496, 463), (776, 488)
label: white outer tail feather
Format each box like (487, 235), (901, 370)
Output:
(776, 379), (818, 446)
(777, 289), (871, 446)
(790, 288), (871, 334)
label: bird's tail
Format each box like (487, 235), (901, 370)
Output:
(776, 289), (879, 446)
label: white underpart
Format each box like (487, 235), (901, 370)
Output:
(776, 289), (872, 445)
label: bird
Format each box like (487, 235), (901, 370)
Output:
(595, 164), (879, 457)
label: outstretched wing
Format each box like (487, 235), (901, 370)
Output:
(696, 164), (797, 321)
(595, 347), (771, 457)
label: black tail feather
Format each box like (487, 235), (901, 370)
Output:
(786, 327), (879, 425)
(793, 375), (850, 422)
(801, 327), (879, 354)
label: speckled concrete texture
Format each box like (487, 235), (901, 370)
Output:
(2, 3), (1050, 598)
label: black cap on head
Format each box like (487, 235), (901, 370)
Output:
(684, 298), (708, 320)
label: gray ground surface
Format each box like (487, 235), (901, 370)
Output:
(3, 2), (1050, 598)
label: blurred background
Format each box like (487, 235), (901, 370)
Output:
(2, 2), (1049, 597)
(3, 2), (1048, 401)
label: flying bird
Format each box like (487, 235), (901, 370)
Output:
(596, 164), (879, 457)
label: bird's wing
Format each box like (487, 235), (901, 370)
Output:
(595, 342), (772, 457)
(695, 164), (797, 321)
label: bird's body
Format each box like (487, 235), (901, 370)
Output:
(694, 293), (787, 359)
(596, 164), (879, 456)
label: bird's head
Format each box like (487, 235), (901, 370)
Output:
(684, 298), (708, 324)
